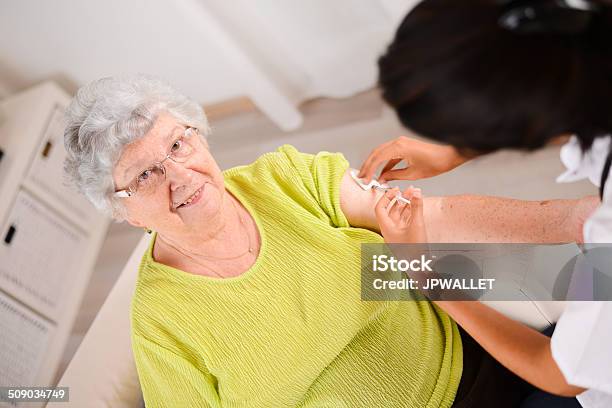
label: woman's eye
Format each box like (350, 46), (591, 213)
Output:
(137, 169), (152, 183)
(171, 139), (183, 152)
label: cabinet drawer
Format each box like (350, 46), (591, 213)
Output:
(25, 105), (102, 230)
(0, 190), (87, 322)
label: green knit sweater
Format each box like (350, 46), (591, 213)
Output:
(131, 144), (462, 407)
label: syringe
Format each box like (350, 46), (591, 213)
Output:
(349, 169), (411, 205)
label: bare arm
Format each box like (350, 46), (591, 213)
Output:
(340, 169), (582, 243)
(368, 174), (594, 397)
(435, 301), (585, 396)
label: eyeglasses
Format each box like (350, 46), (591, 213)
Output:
(114, 127), (199, 198)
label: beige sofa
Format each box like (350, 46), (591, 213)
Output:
(56, 233), (567, 407)
(56, 234), (151, 408)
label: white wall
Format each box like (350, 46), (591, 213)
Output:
(0, 0), (242, 104)
(0, 0), (420, 129)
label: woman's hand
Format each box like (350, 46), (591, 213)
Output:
(374, 186), (427, 244)
(358, 136), (469, 183)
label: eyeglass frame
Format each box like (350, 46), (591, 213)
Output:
(113, 126), (200, 198)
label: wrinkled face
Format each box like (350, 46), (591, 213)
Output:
(112, 112), (225, 236)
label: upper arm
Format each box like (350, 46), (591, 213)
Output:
(340, 168), (384, 232)
(340, 168), (442, 234)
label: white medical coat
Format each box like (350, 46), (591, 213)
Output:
(554, 135), (612, 407)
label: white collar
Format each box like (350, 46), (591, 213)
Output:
(557, 135), (612, 188)
(558, 134), (612, 243)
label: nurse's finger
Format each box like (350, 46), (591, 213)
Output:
(400, 196), (412, 222)
(385, 188), (402, 211)
(380, 158), (402, 178)
(389, 194), (408, 219)
(395, 187), (414, 221)
(379, 167), (421, 183)
(358, 140), (396, 182)
(374, 189), (395, 220)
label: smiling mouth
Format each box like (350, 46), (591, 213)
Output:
(175, 185), (205, 209)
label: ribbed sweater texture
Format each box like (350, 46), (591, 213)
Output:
(131, 145), (462, 407)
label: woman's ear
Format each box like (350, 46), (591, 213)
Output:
(124, 216), (146, 229)
(111, 199), (147, 228)
(118, 207), (145, 228)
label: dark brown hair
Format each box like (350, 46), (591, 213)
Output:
(378, 0), (612, 154)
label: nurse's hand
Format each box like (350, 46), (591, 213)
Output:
(358, 136), (469, 183)
(375, 187), (434, 295)
(375, 186), (427, 244)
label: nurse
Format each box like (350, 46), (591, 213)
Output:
(360, 0), (612, 407)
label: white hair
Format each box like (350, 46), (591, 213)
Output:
(63, 74), (210, 220)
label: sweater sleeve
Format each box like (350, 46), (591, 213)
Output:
(276, 144), (350, 228)
(132, 334), (221, 408)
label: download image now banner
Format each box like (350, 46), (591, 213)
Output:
(360, 243), (612, 301)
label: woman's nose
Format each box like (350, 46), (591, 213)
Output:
(164, 160), (194, 190)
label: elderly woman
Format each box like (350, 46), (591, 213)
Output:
(63, 75), (589, 408)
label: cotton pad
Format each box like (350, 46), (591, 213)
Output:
(349, 168), (389, 191)
(349, 169), (411, 204)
